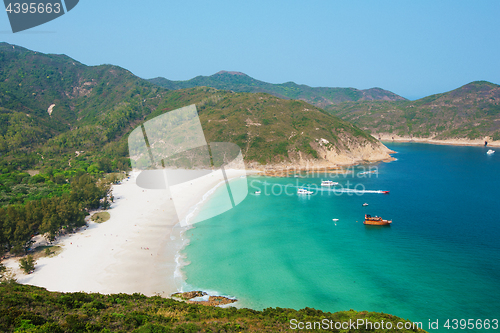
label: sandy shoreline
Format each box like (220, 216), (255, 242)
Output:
(4, 169), (248, 297)
(374, 133), (500, 147)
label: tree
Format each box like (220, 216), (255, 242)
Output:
(19, 254), (36, 274)
(0, 262), (6, 277)
(12, 217), (34, 255)
(70, 174), (107, 210)
(53, 173), (67, 184)
(98, 157), (112, 173)
(0, 207), (6, 252)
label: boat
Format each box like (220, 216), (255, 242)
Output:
(297, 188), (313, 195)
(363, 214), (392, 226)
(254, 191), (261, 195)
(321, 180), (339, 186)
(362, 203), (369, 206)
(332, 219), (339, 221)
(487, 149), (495, 155)
(381, 191), (390, 194)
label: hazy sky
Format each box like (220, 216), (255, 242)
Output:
(1, 1), (499, 100)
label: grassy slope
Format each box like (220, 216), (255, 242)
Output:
(149, 71), (406, 108)
(325, 81), (500, 140)
(0, 44), (379, 170)
(0, 282), (427, 333)
(144, 87), (378, 165)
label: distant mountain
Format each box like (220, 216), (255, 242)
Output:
(149, 71), (406, 108)
(325, 81), (500, 141)
(0, 43), (392, 170)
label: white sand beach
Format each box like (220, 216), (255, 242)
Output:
(4, 169), (250, 297)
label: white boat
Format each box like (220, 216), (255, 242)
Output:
(362, 203), (369, 206)
(332, 218), (339, 222)
(487, 149), (495, 155)
(255, 191), (261, 195)
(321, 180), (339, 186)
(297, 188), (313, 195)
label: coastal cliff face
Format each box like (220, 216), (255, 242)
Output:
(251, 136), (394, 174)
(287, 136), (394, 167)
(314, 134), (394, 163)
(195, 90), (394, 168)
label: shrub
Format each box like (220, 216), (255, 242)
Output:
(19, 255), (36, 274)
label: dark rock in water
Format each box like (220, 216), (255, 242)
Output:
(171, 290), (207, 300)
(189, 296), (237, 307)
(171, 291), (237, 306)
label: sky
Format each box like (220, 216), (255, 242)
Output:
(1, 1), (499, 100)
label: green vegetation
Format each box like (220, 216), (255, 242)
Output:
(149, 71), (406, 109)
(0, 282), (427, 332)
(18, 254), (36, 274)
(194, 90), (377, 164)
(325, 81), (500, 140)
(0, 173), (107, 258)
(91, 212), (110, 223)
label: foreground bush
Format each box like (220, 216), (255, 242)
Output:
(0, 282), (427, 332)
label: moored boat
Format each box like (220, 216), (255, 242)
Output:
(364, 214), (392, 226)
(321, 180), (339, 186)
(487, 149), (495, 155)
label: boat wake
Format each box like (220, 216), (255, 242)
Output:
(293, 184), (389, 194)
(252, 181), (389, 194)
(316, 188), (389, 194)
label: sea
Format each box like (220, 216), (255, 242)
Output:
(181, 143), (500, 331)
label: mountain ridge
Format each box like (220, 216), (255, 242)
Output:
(148, 71), (407, 108)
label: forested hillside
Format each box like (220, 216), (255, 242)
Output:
(325, 81), (500, 140)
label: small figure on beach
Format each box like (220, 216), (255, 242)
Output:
(485, 141), (488, 146)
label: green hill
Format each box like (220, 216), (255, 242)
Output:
(0, 43), (392, 173)
(149, 71), (406, 108)
(147, 88), (391, 166)
(0, 282), (427, 333)
(325, 81), (500, 141)
(0, 42), (168, 170)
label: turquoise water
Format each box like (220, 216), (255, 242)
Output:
(183, 143), (500, 331)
